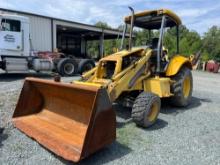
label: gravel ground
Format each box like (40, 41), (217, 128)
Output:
(0, 71), (220, 165)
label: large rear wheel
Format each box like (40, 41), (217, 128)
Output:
(132, 92), (161, 128)
(57, 58), (78, 76)
(170, 66), (193, 107)
(78, 59), (95, 74)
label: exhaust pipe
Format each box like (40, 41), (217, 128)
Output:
(128, 6), (135, 51)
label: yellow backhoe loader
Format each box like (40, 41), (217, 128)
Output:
(12, 8), (198, 162)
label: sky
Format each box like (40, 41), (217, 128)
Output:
(0, 0), (219, 35)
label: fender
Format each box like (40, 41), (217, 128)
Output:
(165, 55), (192, 76)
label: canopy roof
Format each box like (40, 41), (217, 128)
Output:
(124, 9), (182, 29)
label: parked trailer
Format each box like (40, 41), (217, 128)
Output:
(0, 14), (95, 76)
(206, 60), (220, 73)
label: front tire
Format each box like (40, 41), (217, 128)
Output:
(132, 92), (161, 128)
(170, 66), (193, 107)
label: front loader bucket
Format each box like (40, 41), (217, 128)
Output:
(12, 78), (116, 162)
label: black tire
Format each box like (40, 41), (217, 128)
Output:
(132, 92), (161, 128)
(57, 58), (78, 76)
(170, 66), (193, 107)
(78, 59), (95, 74)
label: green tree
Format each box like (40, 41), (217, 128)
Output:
(88, 21), (220, 62)
(134, 29), (151, 46)
(202, 26), (220, 61)
(95, 21), (112, 29)
(163, 25), (202, 56)
(87, 21), (113, 58)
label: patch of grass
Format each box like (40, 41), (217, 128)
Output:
(117, 124), (133, 146)
(117, 123), (150, 149)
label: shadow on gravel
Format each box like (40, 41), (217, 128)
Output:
(105, 96), (210, 130)
(113, 103), (168, 130)
(161, 96), (212, 115)
(0, 127), (8, 147)
(0, 73), (53, 82)
(113, 104), (133, 128)
(147, 119), (168, 131)
(116, 120), (133, 128)
(57, 141), (131, 165)
(113, 96), (212, 120)
(114, 104), (132, 120)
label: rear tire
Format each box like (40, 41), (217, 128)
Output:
(132, 92), (161, 128)
(57, 58), (78, 76)
(170, 66), (193, 107)
(78, 59), (95, 74)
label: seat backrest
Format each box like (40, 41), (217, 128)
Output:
(151, 38), (159, 49)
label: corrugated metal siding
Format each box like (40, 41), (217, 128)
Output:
(0, 10), (52, 51)
(22, 14), (52, 51)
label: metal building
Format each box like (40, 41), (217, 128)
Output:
(0, 8), (126, 59)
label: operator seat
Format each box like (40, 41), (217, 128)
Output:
(151, 38), (159, 49)
(150, 38), (159, 59)
(150, 38), (168, 72)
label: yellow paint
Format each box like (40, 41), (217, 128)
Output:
(147, 102), (159, 122)
(165, 55), (192, 76)
(73, 34), (192, 102)
(144, 77), (171, 97)
(81, 67), (97, 79)
(74, 48), (152, 101)
(189, 55), (194, 62)
(124, 9), (182, 26)
(112, 47), (119, 53)
(100, 48), (144, 61)
(73, 81), (102, 87)
(183, 76), (191, 98)
(75, 52), (191, 100)
(74, 46), (186, 101)
(107, 50), (152, 101)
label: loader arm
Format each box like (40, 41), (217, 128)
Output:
(107, 50), (152, 101)
(81, 66), (97, 80)
(74, 49), (152, 102)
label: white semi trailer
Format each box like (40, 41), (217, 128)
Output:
(0, 14), (95, 76)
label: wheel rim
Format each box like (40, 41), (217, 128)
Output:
(64, 63), (74, 75)
(147, 102), (159, 122)
(183, 76), (191, 98)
